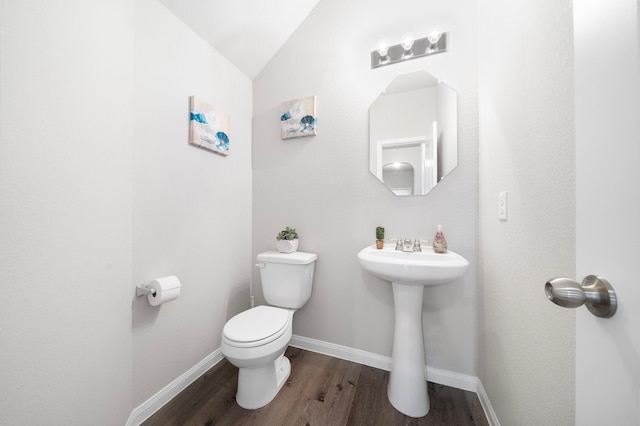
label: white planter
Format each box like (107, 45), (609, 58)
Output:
(276, 239), (299, 253)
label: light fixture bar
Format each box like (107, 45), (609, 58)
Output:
(371, 32), (448, 69)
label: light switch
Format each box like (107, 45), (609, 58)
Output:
(498, 191), (508, 221)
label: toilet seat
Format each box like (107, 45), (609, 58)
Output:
(223, 305), (292, 348)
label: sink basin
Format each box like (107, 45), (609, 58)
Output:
(357, 243), (469, 418)
(357, 244), (469, 285)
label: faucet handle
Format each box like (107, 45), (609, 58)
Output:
(413, 239), (422, 252)
(395, 238), (403, 251)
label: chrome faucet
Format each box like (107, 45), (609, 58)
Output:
(395, 238), (423, 252)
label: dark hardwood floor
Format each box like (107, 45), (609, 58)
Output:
(143, 347), (489, 426)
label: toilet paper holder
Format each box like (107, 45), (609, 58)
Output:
(135, 276), (182, 306)
(135, 285), (157, 297)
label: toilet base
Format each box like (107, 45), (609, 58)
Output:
(236, 352), (291, 409)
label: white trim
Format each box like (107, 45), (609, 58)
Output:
(375, 135), (428, 180)
(425, 365), (477, 393)
(477, 379), (500, 426)
(127, 337), (499, 426)
(290, 334), (479, 391)
(290, 334), (391, 371)
(126, 349), (224, 426)
(291, 334), (498, 423)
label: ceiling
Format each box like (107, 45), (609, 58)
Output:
(158, 0), (321, 79)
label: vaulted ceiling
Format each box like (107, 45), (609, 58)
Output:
(158, 0), (321, 79)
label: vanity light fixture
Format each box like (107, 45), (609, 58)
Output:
(371, 31), (447, 69)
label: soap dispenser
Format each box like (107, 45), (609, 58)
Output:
(432, 225), (448, 253)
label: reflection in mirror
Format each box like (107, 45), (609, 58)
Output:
(369, 70), (458, 196)
(383, 162), (414, 196)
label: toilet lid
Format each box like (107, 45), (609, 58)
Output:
(223, 305), (290, 343)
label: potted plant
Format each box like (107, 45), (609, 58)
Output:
(276, 226), (299, 253)
(376, 226), (385, 249)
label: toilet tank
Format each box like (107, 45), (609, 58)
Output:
(256, 251), (317, 309)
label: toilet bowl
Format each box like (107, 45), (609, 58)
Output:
(221, 305), (294, 409)
(221, 250), (317, 409)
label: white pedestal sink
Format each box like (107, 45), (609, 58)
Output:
(357, 244), (469, 418)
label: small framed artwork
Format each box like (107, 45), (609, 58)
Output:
(189, 95), (230, 156)
(280, 95), (317, 139)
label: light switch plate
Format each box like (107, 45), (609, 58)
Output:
(498, 191), (508, 221)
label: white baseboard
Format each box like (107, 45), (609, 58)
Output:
(128, 336), (498, 426)
(290, 334), (392, 371)
(126, 349), (224, 426)
(290, 334), (498, 423)
(476, 379), (500, 426)
(425, 365), (478, 393)
(290, 334), (478, 392)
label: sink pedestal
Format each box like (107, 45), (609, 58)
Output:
(388, 282), (429, 418)
(357, 244), (469, 418)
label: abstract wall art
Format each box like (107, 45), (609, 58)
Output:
(280, 95), (317, 139)
(189, 95), (230, 156)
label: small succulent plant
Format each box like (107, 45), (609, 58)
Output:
(276, 226), (298, 241)
(376, 226), (385, 241)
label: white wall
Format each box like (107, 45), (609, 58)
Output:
(132, 0), (253, 406)
(478, 0), (576, 424)
(253, 0), (479, 377)
(0, 0), (253, 422)
(0, 1), (134, 424)
(0, 0), (579, 423)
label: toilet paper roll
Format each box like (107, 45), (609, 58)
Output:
(147, 275), (182, 306)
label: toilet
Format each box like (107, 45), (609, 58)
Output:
(221, 250), (317, 409)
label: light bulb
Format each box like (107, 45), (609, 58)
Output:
(377, 39), (389, 58)
(400, 33), (415, 51)
(427, 30), (442, 52)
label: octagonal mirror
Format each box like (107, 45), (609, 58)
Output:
(369, 70), (458, 196)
